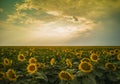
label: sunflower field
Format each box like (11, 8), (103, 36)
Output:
(0, 46), (120, 84)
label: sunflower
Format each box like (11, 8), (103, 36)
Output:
(4, 58), (10, 66)
(105, 62), (116, 71)
(114, 49), (120, 54)
(29, 57), (37, 64)
(102, 50), (107, 55)
(58, 71), (74, 80)
(37, 63), (46, 69)
(50, 58), (55, 65)
(89, 50), (94, 54)
(66, 58), (72, 68)
(81, 58), (91, 63)
(78, 62), (93, 73)
(6, 69), (17, 81)
(27, 63), (38, 74)
(0, 72), (5, 80)
(90, 53), (99, 62)
(76, 52), (82, 58)
(18, 54), (26, 62)
(117, 54), (120, 61)
(109, 50), (115, 55)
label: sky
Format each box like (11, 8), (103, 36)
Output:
(0, 0), (120, 46)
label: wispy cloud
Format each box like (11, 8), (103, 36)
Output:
(23, 0), (120, 19)
(7, 13), (25, 22)
(6, 0), (120, 24)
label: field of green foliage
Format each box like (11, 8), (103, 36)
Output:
(0, 46), (120, 84)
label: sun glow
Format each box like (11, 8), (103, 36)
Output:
(30, 26), (76, 39)
(28, 19), (94, 44)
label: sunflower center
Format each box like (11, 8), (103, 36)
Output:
(115, 50), (118, 53)
(29, 65), (35, 71)
(111, 51), (114, 54)
(92, 55), (98, 60)
(9, 71), (16, 78)
(81, 63), (91, 70)
(20, 56), (24, 59)
(107, 64), (115, 70)
(5, 60), (9, 64)
(61, 73), (71, 80)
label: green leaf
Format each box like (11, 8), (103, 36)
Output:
(75, 71), (85, 77)
(116, 61), (120, 65)
(89, 74), (96, 84)
(107, 74), (117, 82)
(59, 80), (67, 84)
(26, 79), (32, 82)
(94, 70), (103, 77)
(66, 69), (77, 74)
(35, 72), (48, 81)
(82, 76), (96, 84)
(98, 66), (106, 71)
(117, 76), (120, 80)
(69, 78), (82, 84)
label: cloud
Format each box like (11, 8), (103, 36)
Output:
(46, 11), (62, 16)
(15, 3), (31, 11)
(7, 12), (26, 22)
(6, 0), (120, 24)
(0, 21), (26, 31)
(7, 11), (44, 24)
(23, 0), (120, 19)
(2, 0), (120, 46)
(1, 16), (97, 46)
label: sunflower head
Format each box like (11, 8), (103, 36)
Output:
(102, 50), (107, 55)
(105, 62), (116, 71)
(114, 49), (120, 54)
(4, 58), (10, 66)
(117, 54), (120, 61)
(6, 69), (17, 81)
(18, 54), (26, 62)
(89, 50), (94, 54)
(90, 53), (99, 62)
(50, 58), (55, 66)
(66, 58), (72, 68)
(0, 72), (5, 80)
(81, 58), (91, 63)
(58, 71), (74, 80)
(76, 52), (82, 58)
(29, 57), (37, 64)
(78, 62), (93, 73)
(109, 50), (115, 55)
(37, 63), (46, 69)
(27, 63), (38, 74)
